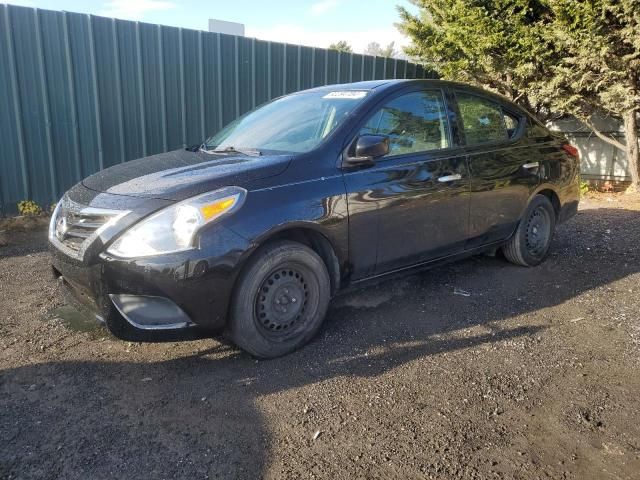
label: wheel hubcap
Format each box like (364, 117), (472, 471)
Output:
(256, 268), (309, 335)
(525, 206), (551, 256)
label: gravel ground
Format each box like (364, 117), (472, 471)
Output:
(1, 193), (639, 480)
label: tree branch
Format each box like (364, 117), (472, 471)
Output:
(582, 118), (626, 151)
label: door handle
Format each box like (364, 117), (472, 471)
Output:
(437, 173), (462, 183)
(523, 162), (539, 169)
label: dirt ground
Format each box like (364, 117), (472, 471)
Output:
(1, 193), (639, 480)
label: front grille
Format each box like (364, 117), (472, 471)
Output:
(50, 196), (128, 260)
(60, 210), (113, 252)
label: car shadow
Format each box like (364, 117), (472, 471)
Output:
(1, 207), (639, 478)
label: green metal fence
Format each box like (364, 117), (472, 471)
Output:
(0, 4), (433, 214)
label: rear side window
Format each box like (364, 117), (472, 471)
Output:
(360, 90), (450, 156)
(457, 93), (508, 145)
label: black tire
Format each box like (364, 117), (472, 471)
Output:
(502, 194), (556, 267)
(228, 241), (331, 358)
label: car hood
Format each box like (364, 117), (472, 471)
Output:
(81, 149), (292, 201)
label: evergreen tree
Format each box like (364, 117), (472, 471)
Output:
(398, 0), (640, 186)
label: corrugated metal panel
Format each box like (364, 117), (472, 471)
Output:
(0, 4), (435, 214)
(0, 5), (28, 206)
(285, 44), (299, 94)
(299, 45), (314, 90)
(351, 53), (363, 81)
(161, 25), (184, 152)
(139, 22), (165, 156)
(253, 39), (270, 105)
(118, 19), (144, 161)
(65, 12), (101, 177)
(182, 28), (204, 147)
(92, 15), (123, 169)
(362, 55), (374, 81)
(313, 48), (327, 86)
(238, 37), (254, 114)
(269, 41), (285, 98)
(406, 61), (417, 79)
(10, 6), (56, 203)
(326, 49), (339, 85)
(374, 57), (382, 78)
(40, 9), (79, 198)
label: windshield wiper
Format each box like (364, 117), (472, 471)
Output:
(210, 146), (262, 157)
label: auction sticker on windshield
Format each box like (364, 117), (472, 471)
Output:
(323, 91), (368, 99)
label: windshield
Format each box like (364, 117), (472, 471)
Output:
(203, 90), (370, 154)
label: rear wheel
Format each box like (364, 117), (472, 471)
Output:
(228, 241), (331, 358)
(502, 194), (556, 267)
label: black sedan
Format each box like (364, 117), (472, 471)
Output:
(50, 79), (580, 358)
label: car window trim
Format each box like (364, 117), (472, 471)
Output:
(340, 147), (469, 177)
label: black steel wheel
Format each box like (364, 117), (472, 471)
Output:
(255, 265), (311, 338)
(502, 194), (556, 267)
(524, 205), (552, 257)
(228, 241), (331, 358)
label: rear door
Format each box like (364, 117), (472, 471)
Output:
(343, 87), (470, 277)
(454, 91), (541, 248)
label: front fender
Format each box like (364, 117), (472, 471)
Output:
(218, 176), (350, 273)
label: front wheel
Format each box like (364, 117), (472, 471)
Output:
(502, 194), (556, 267)
(228, 241), (331, 358)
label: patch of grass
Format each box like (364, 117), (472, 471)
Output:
(579, 180), (590, 197)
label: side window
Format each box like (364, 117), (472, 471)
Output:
(456, 93), (508, 145)
(360, 90), (450, 156)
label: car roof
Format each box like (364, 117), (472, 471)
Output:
(297, 80), (396, 93)
(303, 79), (466, 92)
(293, 79), (527, 114)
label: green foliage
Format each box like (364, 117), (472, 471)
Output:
(398, 0), (639, 117)
(535, 0), (640, 118)
(328, 41), (353, 53)
(398, 0), (552, 114)
(398, 0), (640, 184)
(580, 180), (590, 196)
(17, 200), (42, 216)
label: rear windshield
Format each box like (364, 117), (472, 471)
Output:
(203, 90), (369, 154)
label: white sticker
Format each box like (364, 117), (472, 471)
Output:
(323, 91), (368, 99)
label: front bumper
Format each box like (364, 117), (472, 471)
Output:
(50, 224), (252, 333)
(109, 294), (193, 330)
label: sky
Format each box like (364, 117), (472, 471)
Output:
(4, 0), (418, 53)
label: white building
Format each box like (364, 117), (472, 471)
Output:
(548, 116), (630, 182)
(208, 19), (245, 36)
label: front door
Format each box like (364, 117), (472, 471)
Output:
(343, 88), (470, 277)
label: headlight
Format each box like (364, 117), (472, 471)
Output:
(107, 186), (246, 258)
(48, 199), (62, 241)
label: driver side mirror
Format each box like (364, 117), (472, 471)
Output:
(344, 135), (390, 167)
